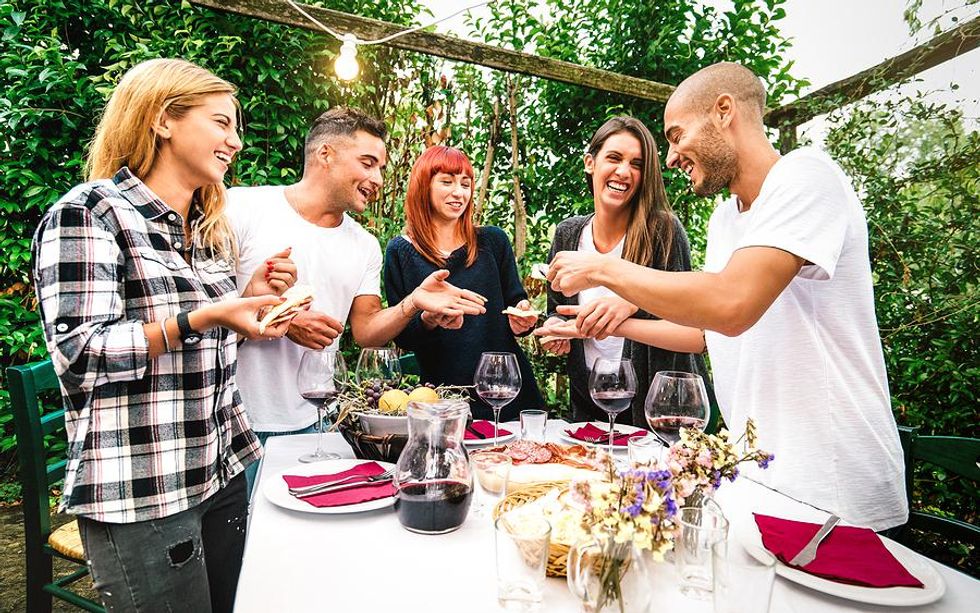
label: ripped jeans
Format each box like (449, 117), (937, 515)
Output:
(77, 472), (248, 613)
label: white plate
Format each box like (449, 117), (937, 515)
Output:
(263, 459), (396, 515)
(463, 426), (516, 447)
(736, 517), (945, 607)
(558, 421), (645, 451)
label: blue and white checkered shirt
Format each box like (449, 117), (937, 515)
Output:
(32, 167), (261, 523)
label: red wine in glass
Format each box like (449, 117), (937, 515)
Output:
(646, 415), (707, 445)
(395, 480), (473, 534)
(591, 390), (634, 415)
(474, 352), (522, 445)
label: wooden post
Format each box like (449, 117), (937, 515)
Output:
(189, 0), (676, 102)
(474, 98), (500, 224)
(778, 122), (798, 154)
(508, 74), (527, 261)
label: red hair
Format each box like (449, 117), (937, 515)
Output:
(404, 146), (478, 267)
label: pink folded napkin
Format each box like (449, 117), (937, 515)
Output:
(465, 420), (512, 440)
(282, 461), (395, 508)
(753, 514), (923, 588)
(565, 423), (645, 446)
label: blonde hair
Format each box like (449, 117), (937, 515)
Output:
(86, 58), (240, 260)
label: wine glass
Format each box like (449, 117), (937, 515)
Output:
(473, 352), (521, 445)
(296, 350), (347, 462)
(355, 347), (402, 390)
(588, 358), (638, 455)
(644, 371), (710, 447)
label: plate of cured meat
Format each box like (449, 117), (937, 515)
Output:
(471, 440), (610, 487)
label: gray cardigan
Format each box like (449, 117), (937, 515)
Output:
(546, 214), (717, 428)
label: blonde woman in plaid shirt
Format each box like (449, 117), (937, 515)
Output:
(32, 59), (295, 612)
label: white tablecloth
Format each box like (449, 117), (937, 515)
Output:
(235, 421), (978, 612)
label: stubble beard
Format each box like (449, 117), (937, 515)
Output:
(692, 122), (738, 197)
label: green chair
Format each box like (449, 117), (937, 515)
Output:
(399, 352), (420, 377)
(894, 425), (980, 548)
(6, 359), (104, 612)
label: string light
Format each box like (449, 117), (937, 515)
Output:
(334, 34), (360, 81)
(285, 0), (493, 81)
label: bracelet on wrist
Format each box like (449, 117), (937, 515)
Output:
(400, 293), (416, 318)
(159, 318), (172, 352)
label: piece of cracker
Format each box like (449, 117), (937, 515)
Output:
(502, 306), (542, 318)
(257, 285), (314, 334)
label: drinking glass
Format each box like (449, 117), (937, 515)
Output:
(474, 352), (521, 445)
(355, 347), (402, 388)
(676, 504), (729, 600)
(712, 540), (776, 613)
(627, 432), (662, 467)
(495, 515), (551, 611)
(644, 371), (710, 446)
(296, 350), (347, 462)
(471, 452), (512, 519)
(519, 410), (548, 442)
(588, 358), (637, 455)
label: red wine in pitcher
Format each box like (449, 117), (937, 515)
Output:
(395, 480), (472, 534)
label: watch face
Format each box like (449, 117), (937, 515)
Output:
(184, 333), (203, 346)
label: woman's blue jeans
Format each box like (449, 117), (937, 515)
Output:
(77, 472), (248, 613)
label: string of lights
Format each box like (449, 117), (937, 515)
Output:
(285, 0), (494, 81)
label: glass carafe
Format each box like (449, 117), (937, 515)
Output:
(394, 400), (473, 534)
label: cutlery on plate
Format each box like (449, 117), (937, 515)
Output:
(789, 514), (841, 566)
(288, 468), (394, 497)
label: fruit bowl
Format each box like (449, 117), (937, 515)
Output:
(355, 411), (409, 437)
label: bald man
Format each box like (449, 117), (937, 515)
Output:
(547, 62), (907, 531)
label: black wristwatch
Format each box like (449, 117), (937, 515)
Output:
(176, 311), (203, 346)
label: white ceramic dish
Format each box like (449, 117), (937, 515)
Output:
(263, 460), (396, 515)
(355, 412), (408, 437)
(558, 421), (645, 451)
(736, 516), (945, 607)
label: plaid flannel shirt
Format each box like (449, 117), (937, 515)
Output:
(32, 167), (261, 523)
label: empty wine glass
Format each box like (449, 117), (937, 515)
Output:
(296, 350), (347, 462)
(355, 347), (402, 390)
(644, 371), (710, 447)
(588, 358), (638, 455)
(474, 352), (521, 445)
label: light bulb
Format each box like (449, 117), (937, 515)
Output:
(335, 35), (360, 81)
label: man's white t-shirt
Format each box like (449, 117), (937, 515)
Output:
(704, 147), (907, 531)
(577, 220), (626, 369)
(227, 186), (382, 432)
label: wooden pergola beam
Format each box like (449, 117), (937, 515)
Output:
(766, 16), (980, 128)
(189, 0), (676, 102)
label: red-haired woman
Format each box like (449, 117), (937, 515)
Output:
(384, 146), (543, 420)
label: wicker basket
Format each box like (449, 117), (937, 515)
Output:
(493, 480), (572, 577)
(336, 417), (407, 463)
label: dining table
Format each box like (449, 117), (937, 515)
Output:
(234, 420), (979, 612)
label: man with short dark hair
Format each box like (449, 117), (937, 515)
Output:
(547, 63), (907, 530)
(228, 107), (486, 492)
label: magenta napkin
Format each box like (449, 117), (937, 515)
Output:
(753, 513), (923, 588)
(282, 461), (394, 508)
(465, 420), (512, 441)
(565, 423), (645, 446)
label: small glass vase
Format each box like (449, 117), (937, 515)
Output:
(567, 532), (652, 613)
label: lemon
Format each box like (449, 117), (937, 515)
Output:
(378, 389), (410, 414)
(407, 386), (440, 404)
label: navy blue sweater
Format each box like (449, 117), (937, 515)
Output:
(384, 226), (544, 421)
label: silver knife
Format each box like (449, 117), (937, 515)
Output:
(290, 477), (392, 499)
(789, 514), (841, 566)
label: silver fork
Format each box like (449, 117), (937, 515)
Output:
(288, 468), (394, 497)
(789, 514), (840, 566)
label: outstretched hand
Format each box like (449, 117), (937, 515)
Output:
(507, 299), (538, 335)
(209, 295), (291, 340)
(548, 251), (607, 296)
(560, 297), (635, 340)
(286, 308), (344, 350)
(411, 270), (487, 317)
(245, 247), (297, 296)
(534, 316), (575, 355)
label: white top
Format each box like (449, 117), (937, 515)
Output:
(227, 186), (382, 432)
(703, 147), (907, 531)
(577, 219), (626, 369)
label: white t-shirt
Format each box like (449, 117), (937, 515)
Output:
(704, 148), (907, 531)
(227, 186), (382, 432)
(578, 219), (626, 369)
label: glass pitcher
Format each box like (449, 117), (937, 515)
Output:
(394, 400), (473, 534)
